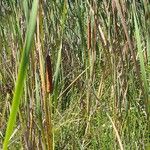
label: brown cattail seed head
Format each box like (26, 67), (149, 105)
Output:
(45, 54), (53, 93)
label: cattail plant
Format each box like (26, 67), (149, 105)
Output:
(45, 54), (53, 150)
(0, 0), (149, 149)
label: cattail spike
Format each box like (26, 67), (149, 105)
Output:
(45, 54), (53, 93)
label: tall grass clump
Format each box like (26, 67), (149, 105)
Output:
(0, 0), (149, 149)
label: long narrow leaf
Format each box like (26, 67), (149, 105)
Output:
(3, 0), (39, 149)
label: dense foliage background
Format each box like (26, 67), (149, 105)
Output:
(0, 0), (149, 149)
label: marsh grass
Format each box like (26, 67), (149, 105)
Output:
(2, 0), (39, 149)
(0, 0), (149, 149)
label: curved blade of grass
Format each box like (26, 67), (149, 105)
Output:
(134, 12), (148, 109)
(53, 0), (68, 109)
(3, 0), (39, 149)
(106, 113), (124, 150)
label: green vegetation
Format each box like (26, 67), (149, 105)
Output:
(0, 0), (149, 149)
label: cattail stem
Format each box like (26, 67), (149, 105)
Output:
(45, 54), (53, 150)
